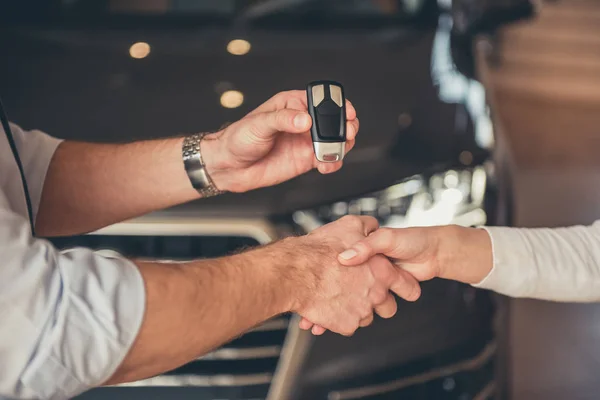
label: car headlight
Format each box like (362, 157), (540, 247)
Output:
(293, 162), (492, 232)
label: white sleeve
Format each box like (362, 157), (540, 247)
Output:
(0, 205), (146, 399)
(473, 221), (600, 302)
(9, 123), (63, 222)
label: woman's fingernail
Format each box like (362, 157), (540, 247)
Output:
(339, 249), (358, 260)
(294, 113), (310, 129)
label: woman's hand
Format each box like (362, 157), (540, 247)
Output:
(299, 225), (493, 335)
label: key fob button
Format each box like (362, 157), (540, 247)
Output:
(329, 84), (343, 107)
(312, 84), (326, 107)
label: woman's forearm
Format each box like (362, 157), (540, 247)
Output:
(450, 223), (600, 302)
(437, 225), (494, 285)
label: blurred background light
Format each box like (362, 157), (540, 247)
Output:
(444, 170), (459, 187)
(227, 39), (252, 56)
(220, 90), (244, 108)
(397, 112), (413, 129)
(129, 42), (151, 59)
(459, 150), (473, 165)
(441, 188), (464, 204)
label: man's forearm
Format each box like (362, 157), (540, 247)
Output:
(106, 242), (292, 385)
(36, 137), (222, 237)
(106, 214), (403, 385)
(34, 90), (357, 237)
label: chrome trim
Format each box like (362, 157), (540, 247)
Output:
(199, 345), (282, 361)
(250, 317), (290, 333)
(449, 207), (487, 227)
(471, 165), (488, 206)
(313, 142), (345, 162)
(267, 314), (314, 400)
(116, 373), (272, 387)
(473, 381), (496, 400)
(329, 84), (343, 107)
(90, 216), (279, 245)
(328, 342), (497, 400)
(292, 210), (324, 231)
(312, 84), (325, 107)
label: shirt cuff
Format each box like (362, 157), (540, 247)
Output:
(471, 226), (539, 298)
(20, 249), (145, 399)
(9, 123), (63, 222)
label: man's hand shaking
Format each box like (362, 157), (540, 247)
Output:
(288, 216), (422, 336)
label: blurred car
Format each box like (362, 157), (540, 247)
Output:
(0, 1), (534, 399)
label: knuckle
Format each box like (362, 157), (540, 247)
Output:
(381, 302), (398, 319)
(340, 325), (353, 337)
(339, 214), (358, 224)
(276, 109), (291, 126)
(372, 287), (388, 305)
(359, 304), (372, 319)
(342, 320), (359, 337)
(246, 119), (264, 140)
(340, 215), (362, 229)
(376, 228), (395, 248)
(273, 91), (288, 103)
(377, 227), (393, 240)
(364, 215), (378, 228)
(407, 284), (422, 302)
(289, 97), (305, 110)
(281, 89), (298, 98)
(369, 256), (394, 283)
(276, 90), (302, 106)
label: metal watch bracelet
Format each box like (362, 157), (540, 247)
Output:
(182, 133), (224, 197)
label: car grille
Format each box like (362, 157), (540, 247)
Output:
(117, 314), (291, 400)
(50, 218), (290, 400)
(325, 340), (496, 400)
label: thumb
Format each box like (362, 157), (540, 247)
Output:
(338, 228), (400, 266)
(247, 109), (312, 140)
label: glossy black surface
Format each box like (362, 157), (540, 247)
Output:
(0, 23), (486, 216)
(295, 280), (496, 399)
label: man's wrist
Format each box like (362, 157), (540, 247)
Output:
(237, 238), (304, 315)
(436, 225), (494, 284)
(197, 130), (233, 192)
(252, 236), (324, 315)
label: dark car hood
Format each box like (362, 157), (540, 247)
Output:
(0, 27), (485, 217)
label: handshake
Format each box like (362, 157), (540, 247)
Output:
(247, 214), (492, 337)
(188, 88), (491, 337)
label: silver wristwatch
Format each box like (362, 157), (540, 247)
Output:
(182, 133), (224, 197)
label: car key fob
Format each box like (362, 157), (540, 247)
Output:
(306, 80), (346, 162)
